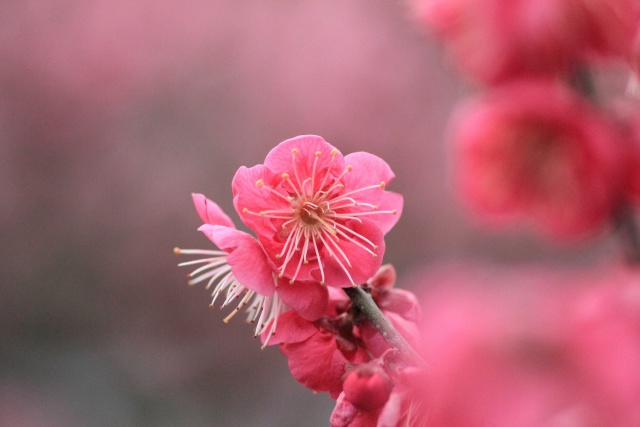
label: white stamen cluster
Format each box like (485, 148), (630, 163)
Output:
(174, 247), (282, 344)
(243, 148), (396, 286)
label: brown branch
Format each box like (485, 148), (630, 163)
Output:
(343, 285), (425, 367)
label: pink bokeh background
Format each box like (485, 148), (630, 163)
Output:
(0, 1), (624, 426)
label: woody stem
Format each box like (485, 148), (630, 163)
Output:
(343, 285), (424, 367)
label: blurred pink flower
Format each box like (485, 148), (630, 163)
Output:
(451, 79), (624, 238)
(176, 193), (328, 341)
(415, 263), (640, 426)
(414, 0), (640, 83)
(233, 135), (403, 287)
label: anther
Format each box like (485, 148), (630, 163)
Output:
(292, 148), (299, 155)
(346, 165), (353, 171)
(173, 247), (181, 254)
(315, 151), (322, 157)
(331, 148), (338, 157)
(282, 172), (290, 180)
(380, 181), (386, 189)
(243, 208), (248, 213)
(256, 179), (264, 187)
(392, 210), (397, 214)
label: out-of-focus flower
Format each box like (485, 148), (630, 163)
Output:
(415, 263), (640, 426)
(451, 79), (624, 238)
(565, 0), (640, 60)
(176, 194), (328, 342)
(414, 0), (640, 83)
(232, 135), (403, 287)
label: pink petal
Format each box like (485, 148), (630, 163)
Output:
(375, 288), (422, 323)
(281, 330), (348, 395)
(317, 218), (385, 287)
(330, 392), (359, 427)
(263, 135), (346, 188)
(198, 224), (275, 296)
(368, 264), (397, 290)
(264, 310), (318, 345)
(276, 278), (329, 321)
(341, 152), (404, 234)
(191, 193), (235, 228)
(231, 165), (286, 236)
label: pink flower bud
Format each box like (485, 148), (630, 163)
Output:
(342, 363), (393, 411)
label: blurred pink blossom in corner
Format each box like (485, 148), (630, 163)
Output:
(413, 262), (640, 426)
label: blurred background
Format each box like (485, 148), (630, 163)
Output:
(0, 1), (622, 426)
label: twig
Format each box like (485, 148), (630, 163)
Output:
(343, 285), (425, 367)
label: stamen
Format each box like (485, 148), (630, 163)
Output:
(311, 232), (325, 285)
(290, 149), (305, 195)
(310, 151), (322, 194)
(318, 228), (355, 285)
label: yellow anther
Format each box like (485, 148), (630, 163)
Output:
(289, 280), (294, 284)
(243, 208), (248, 213)
(330, 148), (339, 157)
(346, 165), (353, 171)
(380, 181), (386, 189)
(292, 148), (299, 155)
(256, 179), (264, 187)
(392, 210), (397, 214)
(173, 247), (181, 254)
(282, 172), (290, 180)
(372, 205), (378, 210)
(315, 151), (322, 157)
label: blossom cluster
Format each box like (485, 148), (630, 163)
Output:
(417, 0), (640, 240)
(176, 135), (422, 425)
(174, 0), (640, 425)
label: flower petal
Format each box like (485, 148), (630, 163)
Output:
(198, 224), (275, 296)
(317, 218), (385, 287)
(232, 165), (287, 235)
(281, 330), (350, 396)
(341, 152), (404, 234)
(191, 193), (235, 228)
(276, 278), (329, 321)
(263, 310), (318, 346)
(263, 135), (346, 190)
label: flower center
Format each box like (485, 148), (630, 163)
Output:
(298, 200), (324, 226)
(244, 147), (397, 286)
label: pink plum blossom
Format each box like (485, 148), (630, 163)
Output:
(232, 135), (403, 288)
(414, 0), (640, 84)
(175, 193), (328, 341)
(451, 79), (624, 238)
